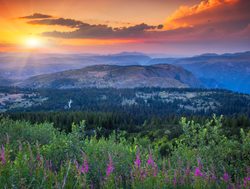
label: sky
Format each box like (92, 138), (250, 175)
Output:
(0, 0), (249, 55)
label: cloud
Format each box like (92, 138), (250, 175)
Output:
(25, 16), (163, 39)
(20, 13), (52, 19)
(42, 23), (162, 39)
(28, 18), (84, 28)
(165, 0), (250, 31)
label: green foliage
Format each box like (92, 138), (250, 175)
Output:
(0, 116), (249, 188)
(171, 115), (250, 177)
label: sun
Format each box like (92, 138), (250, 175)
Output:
(25, 37), (43, 48)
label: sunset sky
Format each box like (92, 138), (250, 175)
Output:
(0, 0), (249, 55)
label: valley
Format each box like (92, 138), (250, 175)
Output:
(1, 87), (249, 117)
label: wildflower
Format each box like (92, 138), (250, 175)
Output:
(147, 153), (155, 167)
(106, 154), (114, 177)
(80, 156), (89, 174)
(243, 176), (250, 187)
(222, 172), (230, 182)
(211, 173), (217, 181)
(0, 145), (6, 165)
(153, 164), (158, 177)
(194, 167), (203, 177)
(134, 152), (141, 169)
(140, 169), (147, 179)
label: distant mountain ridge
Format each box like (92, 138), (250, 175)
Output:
(149, 51), (250, 93)
(17, 64), (202, 89)
(1, 51), (250, 93)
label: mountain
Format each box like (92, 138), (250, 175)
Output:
(0, 52), (151, 80)
(150, 51), (250, 94)
(17, 64), (202, 89)
(2, 51), (250, 93)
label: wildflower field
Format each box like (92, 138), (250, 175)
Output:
(0, 116), (249, 188)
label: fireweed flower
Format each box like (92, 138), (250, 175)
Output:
(153, 165), (158, 177)
(211, 173), (217, 181)
(106, 154), (114, 177)
(222, 172), (230, 182)
(147, 153), (155, 166)
(0, 145), (6, 165)
(134, 152), (141, 169)
(194, 167), (203, 177)
(244, 177), (250, 187)
(81, 156), (89, 174)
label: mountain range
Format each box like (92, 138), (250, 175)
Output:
(1, 51), (250, 93)
(150, 51), (250, 93)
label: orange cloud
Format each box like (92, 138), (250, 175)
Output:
(165, 0), (239, 29)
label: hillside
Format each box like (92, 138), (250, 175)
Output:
(150, 51), (250, 93)
(0, 52), (150, 79)
(17, 64), (202, 89)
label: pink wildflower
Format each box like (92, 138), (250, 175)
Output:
(106, 154), (114, 177)
(0, 145), (6, 165)
(223, 172), (230, 182)
(134, 152), (141, 169)
(153, 164), (158, 177)
(244, 177), (250, 187)
(80, 156), (89, 174)
(211, 173), (217, 181)
(147, 153), (155, 167)
(194, 167), (203, 177)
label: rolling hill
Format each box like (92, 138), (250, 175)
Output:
(17, 64), (202, 89)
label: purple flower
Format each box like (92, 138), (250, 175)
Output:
(140, 169), (147, 179)
(243, 176), (250, 187)
(147, 153), (155, 167)
(134, 152), (141, 169)
(0, 145), (6, 165)
(80, 157), (89, 174)
(223, 172), (230, 182)
(211, 173), (217, 181)
(106, 154), (114, 177)
(153, 165), (158, 177)
(194, 167), (203, 177)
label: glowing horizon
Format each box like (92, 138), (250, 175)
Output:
(0, 0), (249, 55)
